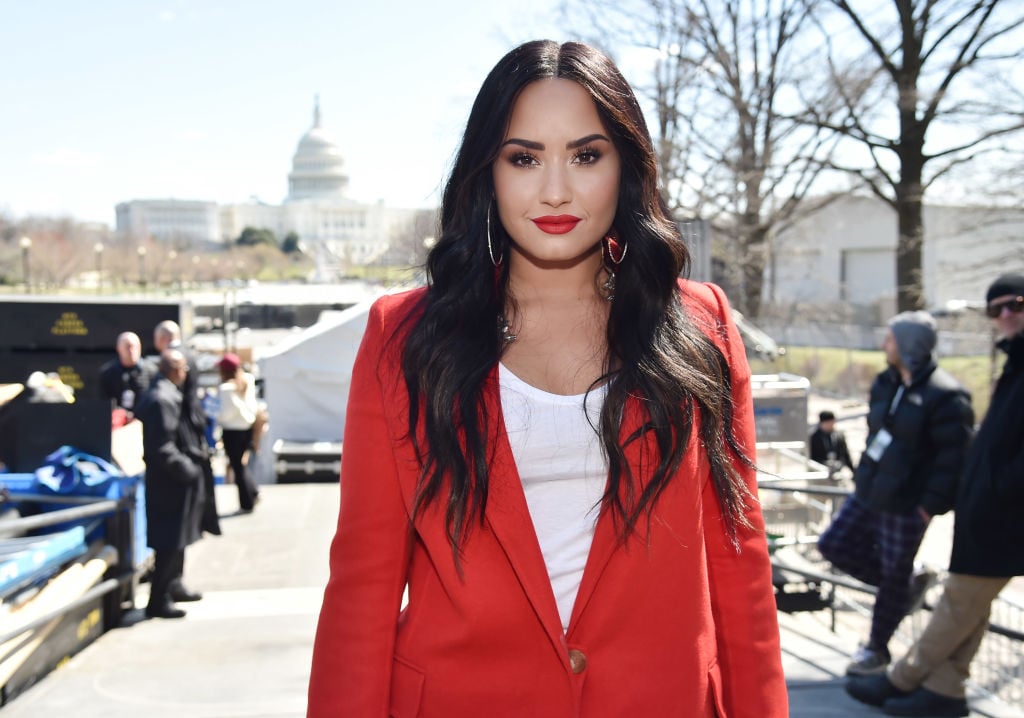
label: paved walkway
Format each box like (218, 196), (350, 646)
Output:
(2, 480), (1020, 717)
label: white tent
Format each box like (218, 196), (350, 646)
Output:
(253, 300), (372, 483)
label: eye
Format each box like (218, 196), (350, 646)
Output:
(508, 151), (538, 168)
(573, 146), (602, 165)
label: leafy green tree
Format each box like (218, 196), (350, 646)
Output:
(281, 231), (302, 254)
(236, 226), (277, 248)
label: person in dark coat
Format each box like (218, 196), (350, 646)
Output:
(847, 273), (1024, 717)
(135, 349), (206, 619)
(818, 310), (975, 677)
(809, 409), (855, 476)
(154, 319), (221, 536)
(98, 331), (155, 421)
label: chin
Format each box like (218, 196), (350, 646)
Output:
(512, 241), (602, 266)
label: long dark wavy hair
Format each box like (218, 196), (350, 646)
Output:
(400, 40), (753, 562)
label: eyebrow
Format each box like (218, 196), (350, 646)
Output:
(501, 133), (611, 151)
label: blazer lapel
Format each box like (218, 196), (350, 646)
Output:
(480, 373), (567, 651)
(566, 498), (618, 633)
(566, 399), (648, 632)
(568, 397), (701, 634)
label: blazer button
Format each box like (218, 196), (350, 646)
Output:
(568, 649), (587, 674)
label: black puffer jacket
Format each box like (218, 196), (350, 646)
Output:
(854, 361), (974, 516)
(949, 333), (1024, 577)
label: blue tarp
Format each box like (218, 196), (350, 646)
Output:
(0, 526), (87, 598)
(1, 446), (150, 573)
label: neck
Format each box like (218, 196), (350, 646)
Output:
(506, 247), (605, 306)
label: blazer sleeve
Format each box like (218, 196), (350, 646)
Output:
(307, 300), (414, 717)
(696, 282), (789, 718)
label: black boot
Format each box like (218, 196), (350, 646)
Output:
(846, 674), (908, 707)
(145, 601), (186, 619)
(169, 583), (203, 602)
(883, 687), (969, 717)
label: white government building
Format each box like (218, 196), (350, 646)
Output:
(115, 99), (422, 276)
(764, 194), (1024, 316)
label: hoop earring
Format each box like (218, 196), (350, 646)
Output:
(602, 233), (627, 301)
(487, 203), (502, 268)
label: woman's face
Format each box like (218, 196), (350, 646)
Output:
(492, 78), (620, 268)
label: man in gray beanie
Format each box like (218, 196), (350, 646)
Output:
(819, 310), (974, 678)
(847, 273), (1024, 716)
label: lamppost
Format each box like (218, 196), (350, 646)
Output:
(19, 236), (32, 293)
(137, 246), (148, 293)
(94, 242), (104, 293)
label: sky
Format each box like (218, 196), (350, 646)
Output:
(0, 1), (585, 226)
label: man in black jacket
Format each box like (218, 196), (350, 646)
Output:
(809, 410), (855, 477)
(818, 310), (974, 677)
(154, 320), (221, 537)
(98, 331), (154, 421)
(135, 349), (206, 619)
(847, 273), (1024, 717)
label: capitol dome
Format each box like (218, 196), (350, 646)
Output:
(287, 97), (349, 201)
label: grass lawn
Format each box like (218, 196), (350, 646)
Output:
(749, 346), (1001, 421)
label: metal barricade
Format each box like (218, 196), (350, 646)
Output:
(0, 488), (147, 703)
(757, 467), (1024, 710)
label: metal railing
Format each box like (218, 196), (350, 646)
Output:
(760, 474), (1024, 709)
(0, 491), (144, 633)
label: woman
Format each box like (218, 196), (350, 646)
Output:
(308, 40), (787, 717)
(216, 353), (260, 513)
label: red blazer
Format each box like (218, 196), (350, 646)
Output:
(308, 281), (788, 717)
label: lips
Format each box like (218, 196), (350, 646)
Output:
(532, 215), (581, 234)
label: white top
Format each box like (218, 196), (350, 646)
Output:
(217, 372), (259, 430)
(498, 363), (608, 632)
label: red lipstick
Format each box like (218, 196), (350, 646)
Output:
(532, 215), (581, 234)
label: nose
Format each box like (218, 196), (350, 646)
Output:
(540, 165), (571, 207)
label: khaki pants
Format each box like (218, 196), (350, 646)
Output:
(889, 573), (1010, 699)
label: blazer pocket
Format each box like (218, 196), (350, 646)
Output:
(389, 655), (425, 718)
(707, 659), (727, 718)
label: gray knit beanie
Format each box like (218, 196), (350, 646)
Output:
(888, 310), (937, 374)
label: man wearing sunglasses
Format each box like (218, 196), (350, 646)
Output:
(847, 272), (1024, 717)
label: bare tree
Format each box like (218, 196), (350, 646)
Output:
(1, 216), (113, 290)
(380, 208), (440, 271)
(805, 0), (1024, 311)
(564, 0), (839, 317)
